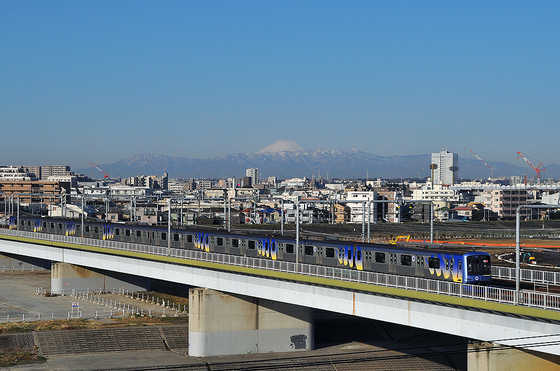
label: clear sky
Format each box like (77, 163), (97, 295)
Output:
(1, 1), (559, 170)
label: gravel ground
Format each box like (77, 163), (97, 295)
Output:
(0, 271), (186, 323)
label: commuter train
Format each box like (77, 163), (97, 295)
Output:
(8, 216), (492, 284)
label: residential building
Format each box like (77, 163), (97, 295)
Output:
(246, 168), (259, 186)
(344, 191), (378, 223)
(24, 165), (71, 180)
(411, 184), (460, 210)
(333, 203), (350, 223)
(0, 181), (65, 205)
(483, 189), (528, 220)
(0, 166), (37, 181)
(430, 150), (458, 185)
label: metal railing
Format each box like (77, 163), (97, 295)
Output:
(492, 265), (560, 286)
(2, 228), (560, 312)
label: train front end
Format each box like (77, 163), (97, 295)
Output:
(463, 252), (492, 284)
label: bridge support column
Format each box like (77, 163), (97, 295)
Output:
(51, 262), (150, 294)
(468, 342), (560, 371)
(189, 288), (313, 357)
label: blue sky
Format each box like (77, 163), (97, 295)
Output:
(1, 1), (559, 170)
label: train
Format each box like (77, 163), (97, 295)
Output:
(8, 215), (492, 284)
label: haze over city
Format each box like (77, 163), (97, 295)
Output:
(2, 2), (559, 171)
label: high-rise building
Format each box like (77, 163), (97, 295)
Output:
(430, 150), (458, 185)
(245, 168), (259, 186)
(24, 165), (71, 180)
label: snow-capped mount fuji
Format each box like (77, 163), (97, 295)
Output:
(256, 140), (304, 154)
(77, 141), (545, 180)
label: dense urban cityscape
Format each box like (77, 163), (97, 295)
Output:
(2, 149), (560, 229)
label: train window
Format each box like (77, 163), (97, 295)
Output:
(187, 235), (193, 243)
(126, 230), (131, 237)
(58, 223), (62, 229)
(115, 229), (120, 236)
(27, 221), (31, 226)
(94, 227), (98, 233)
(458, 261), (462, 270)
(161, 233), (166, 241)
(305, 246), (314, 256)
(445, 259), (449, 270)
(85, 226), (90, 233)
(326, 248), (335, 258)
(356, 250), (361, 260)
(217, 237), (224, 246)
(248, 240), (256, 249)
(428, 257), (439, 269)
(232, 239), (239, 247)
(286, 244), (294, 254)
(347, 249), (352, 260)
(152, 232), (155, 239)
(421, 257), (424, 267)
(43, 222), (47, 228)
(20, 221), (24, 226)
(51, 223), (55, 228)
(400, 255), (412, 266)
(136, 230), (141, 238)
(375, 252), (385, 263)
(467, 255), (491, 275)
(450, 260), (454, 270)
(416, 256), (421, 267)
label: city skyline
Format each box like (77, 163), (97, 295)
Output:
(2, 2), (559, 169)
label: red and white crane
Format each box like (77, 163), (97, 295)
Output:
(90, 162), (109, 179)
(516, 151), (545, 184)
(470, 150), (496, 179)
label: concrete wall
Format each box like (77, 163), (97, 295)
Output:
(51, 262), (150, 294)
(468, 342), (560, 371)
(189, 288), (313, 357)
(0, 253), (50, 271)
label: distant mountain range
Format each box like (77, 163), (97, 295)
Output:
(77, 141), (560, 180)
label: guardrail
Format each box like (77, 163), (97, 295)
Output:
(2, 228), (560, 312)
(492, 265), (560, 286)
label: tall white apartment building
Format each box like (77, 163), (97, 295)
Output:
(345, 191), (378, 223)
(245, 168), (259, 186)
(430, 150), (458, 185)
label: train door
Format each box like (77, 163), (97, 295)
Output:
(171, 232), (180, 249)
(354, 246), (363, 270)
(456, 257), (463, 282)
(263, 239), (270, 259)
(389, 253), (397, 273)
(270, 239), (277, 260)
(415, 255), (424, 276)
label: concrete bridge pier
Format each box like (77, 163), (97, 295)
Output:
(189, 288), (314, 357)
(468, 342), (560, 370)
(51, 262), (150, 294)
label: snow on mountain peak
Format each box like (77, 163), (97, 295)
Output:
(256, 140), (304, 154)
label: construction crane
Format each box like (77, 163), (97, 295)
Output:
(470, 150), (496, 179)
(90, 162), (109, 179)
(516, 151), (545, 184)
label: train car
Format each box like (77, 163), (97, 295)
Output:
(13, 215), (492, 284)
